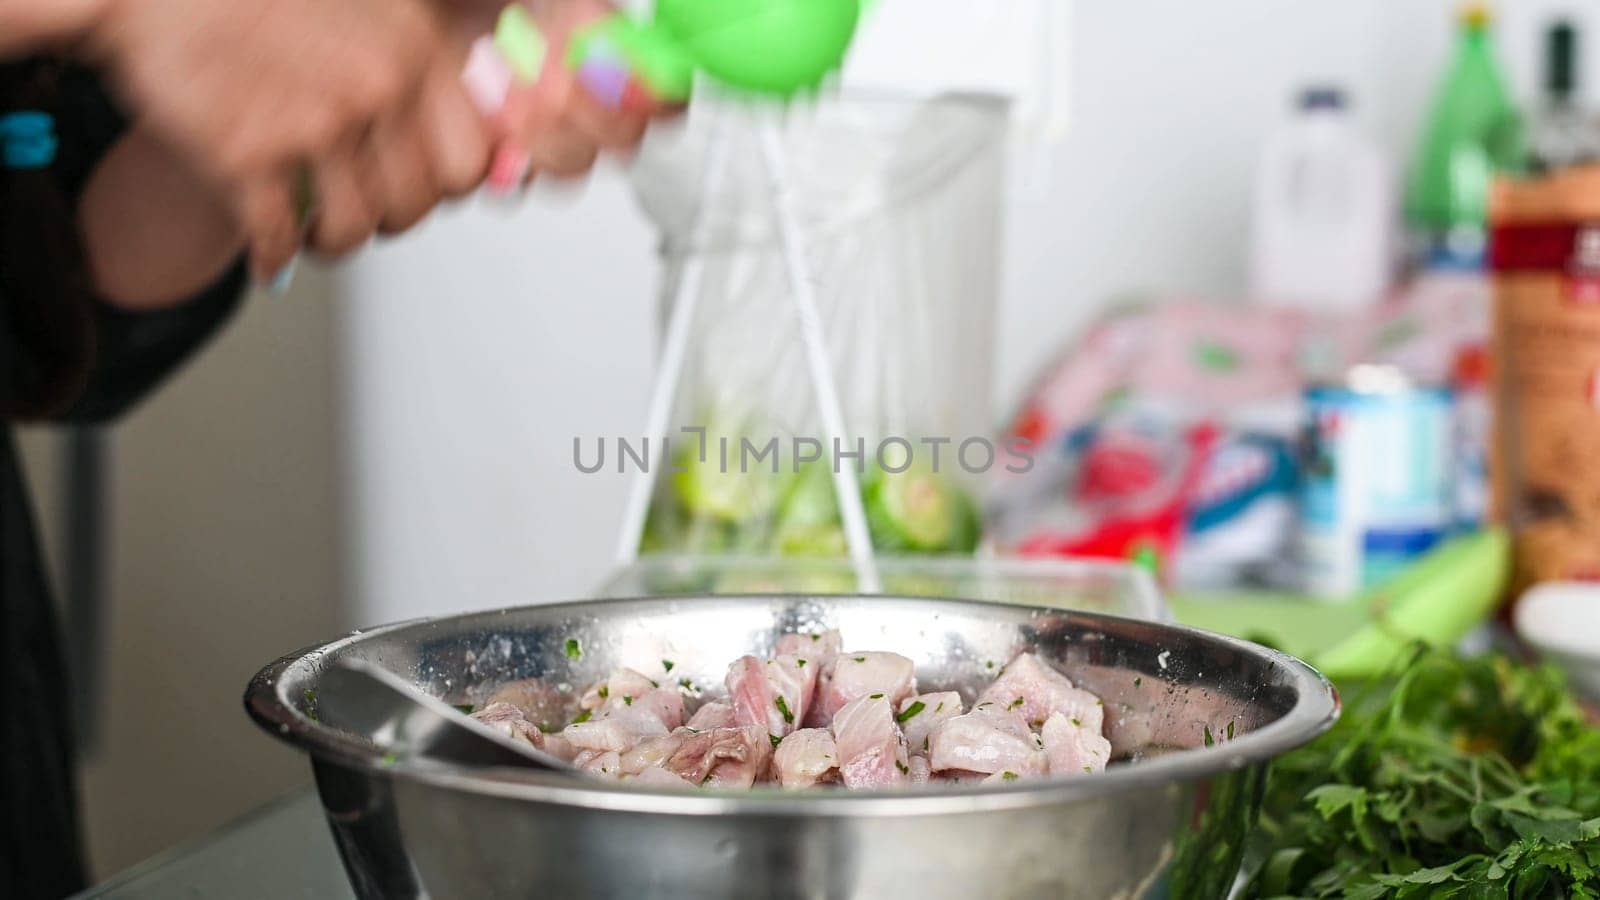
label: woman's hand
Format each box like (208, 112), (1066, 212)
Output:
(83, 0), (492, 280)
(450, 0), (679, 192)
(0, 0), (104, 55)
(77, 126), (244, 310)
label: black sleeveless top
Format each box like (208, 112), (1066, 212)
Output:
(1, 62), (245, 898)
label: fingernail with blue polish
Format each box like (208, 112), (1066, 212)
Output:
(268, 255), (300, 297)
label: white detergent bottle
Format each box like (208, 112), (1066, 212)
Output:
(1250, 87), (1394, 315)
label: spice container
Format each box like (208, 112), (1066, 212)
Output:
(1489, 165), (1600, 595)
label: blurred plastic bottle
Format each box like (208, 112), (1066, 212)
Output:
(1405, 3), (1523, 271)
(1452, 342), (1490, 529)
(1250, 86), (1392, 314)
(1529, 20), (1598, 172)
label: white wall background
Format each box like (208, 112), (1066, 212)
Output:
(342, 0), (1600, 626)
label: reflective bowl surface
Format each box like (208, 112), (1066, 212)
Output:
(246, 594), (1337, 899)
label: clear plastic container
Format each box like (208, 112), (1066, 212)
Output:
(1250, 86), (1393, 314)
(598, 555), (1170, 622)
(626, 94), (1009, 559)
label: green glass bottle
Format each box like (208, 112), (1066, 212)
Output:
(1405, 3), (1524, 270)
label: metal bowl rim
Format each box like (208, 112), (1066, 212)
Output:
(245, 594), (1340, 817)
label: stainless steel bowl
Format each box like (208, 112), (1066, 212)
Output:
(246, 595), (1338, 900)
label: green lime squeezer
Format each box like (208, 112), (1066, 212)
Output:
(569, 0), (867, 106)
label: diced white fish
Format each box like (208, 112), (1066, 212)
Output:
(561, 683), (684, 755)
(927, 707), (1046, 776)
(776, 629), (843, 662)
(475, 633), (1114, 791)
(831, 695), (908, 789)
(470, 702), (545, 746)
(773, 728), (839, 789)
(907, 755), (932, 786)
(473, 701), (581, 761)
(621, 725), (772, 786)
(540, 732), (577, 762)
(701, 725), (774, 789)
(896, 691), (963, 756)
(1040, 711), (1112, 776)
(575, 749), (622, 778)
(979, 653), (1104, 734)
(686, 700), (736, 731)
(624, 766), (695, 788)
(726, 653), (816, 739)
(618, 731), (686, 775)
(981, 768), (1036, 786)
(564, 706), (671, 752)
(580, 668), (663, 713)
(481, 679), (569, 730)
(629, 687), (686, 731)
(726, 655), (779, 736)
(771, 654), (818, 728)
(808, 651), (916, 727)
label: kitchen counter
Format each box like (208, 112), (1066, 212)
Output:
(75, 791), (352, 899)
